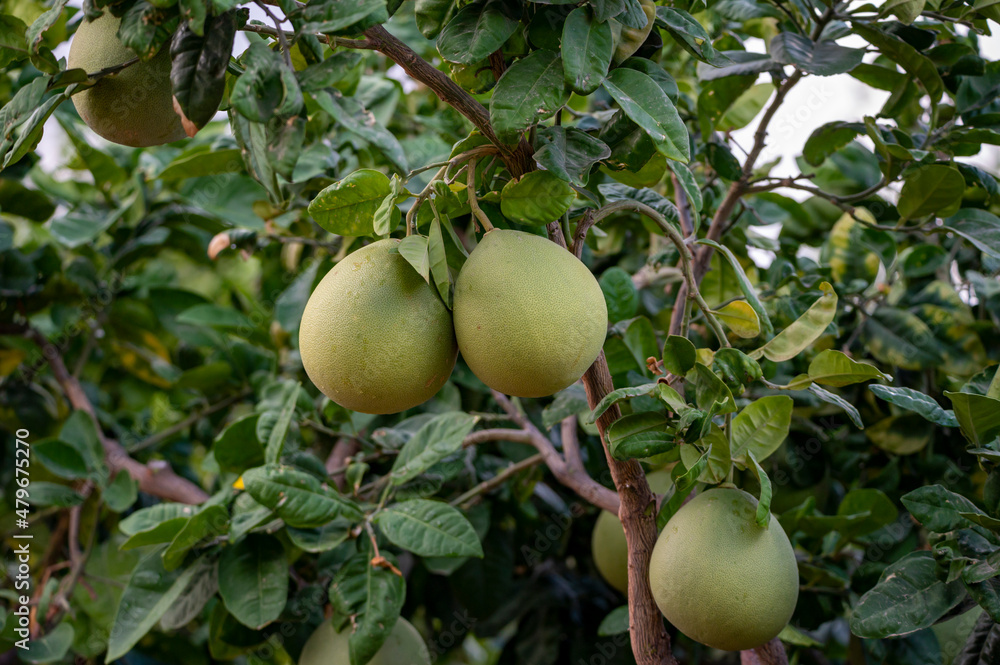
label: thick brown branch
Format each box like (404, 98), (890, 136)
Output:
(741, 638), (789, 665)
(25, 328), (208, 504)
(361, 25), (534, 177)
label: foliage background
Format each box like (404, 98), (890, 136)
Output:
(2, 0), (1000, 664)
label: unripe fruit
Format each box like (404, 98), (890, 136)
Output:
(592, 471), (672, 594)
(453, 229), (607, 398)
(299, 239), (457, 414)
(68, 13), (187, 147)
(649, 488), (799, 652)
(299, 617), (431, 665)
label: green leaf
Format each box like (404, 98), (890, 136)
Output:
(313, 92), (408, 173)
(655, 7), (725, 67)
(376, 499), (483, 557)
(853, 23), (944, 105)
(808, 349), (891, 387)
(662, 335), (697, 376)
(607, 411), (676, 460)
(391, 412), (478, 485)
(120, 503), (196, 535)
(670, 161), (703, 213)
(866, 414), (932, 455)
(328, 553), (406, 665)
(658, 451), (708, 528)
(218, 533), (288, 629)
(802, 121), (864, 167)
(746, 451), (772, 528)
(308, 169), (392, 237)
(598, 182), (681, 226)
(769, 32), (864, 76)
(121, 515), (190, 550)
(945, 392), (1000, 446)
(712, 301), (760, 339)
(33, 438), (88, 480)
(162, 505), (229, 571)
(799, 488), (898, 541)
(809, 384), (865, 429)
(230, 42), (303, 123)
(159, 556), (218, 631)
(603, 67), (689, 162)
(177, 304), (254, 330)
(869, 385), (958, 427)
(863, 308), (943, 371)
(696, 239), (774, 336)
(374, 175), (403, 237)
(428, 215), (452, 308)
(533, 126), (610, 187)
(437, 0), (519, 64)
(397, 234), (431, 283)
(897, 164), (965, 220)
(729, 395), (793, 463)
(587, 383), (659, 422)
(158, 147), (244, 180)
(750, 282), (837, 363)
(104, 471), (139, 512)
(944, 209), (1000, 260)
(490, 49), (568, 144)
(692, 363), (736, 414)
(851, 551), (966, 638)
(169, 12), (235, 132)
(623, 316), (659, 375)
(902, 484), (985, 533)
(265, 382), (299, 465)
(542, 385), (590, 429)
(500, 170), (575, 225)
(214, 414), (265, 473)
(599, 267), (639, 323)
(243, 465), (361, 527)
(415, 0), (455, 38)
(20, 622), (73, 663)
(597, 606), (630, 636)
(106, 548), (210, 660)
(294, 0), (387, 33)
(561, 7), (613, 94)
(286, 519), (353, 553)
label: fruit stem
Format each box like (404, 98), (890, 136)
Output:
(406, 164), (449, 236)
(467, 159), (495, 232)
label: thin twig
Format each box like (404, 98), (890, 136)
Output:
(450, 453), (544, 508)
(467, 158), (495, 232)
(128, 391), (251, 452)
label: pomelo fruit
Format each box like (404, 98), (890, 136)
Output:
(452, 229), (607, 398)
(299, 239), (458, 414)
(299, 616), (430, 665)
(592, 470), (672, 594)
(68, 13), (187, 147)
(648, 488), (799, 651)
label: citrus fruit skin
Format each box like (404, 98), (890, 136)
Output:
(592, 471), (672, 594)
(452, 229), (607, 398)
(648, 488), (799, 652)
(299, 239), (458, 414)
(68, 13), (187, 147)
(299, 617), (431, 665)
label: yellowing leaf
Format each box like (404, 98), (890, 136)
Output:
(750, 282), (838, 363)
(711, 301), (760, 338)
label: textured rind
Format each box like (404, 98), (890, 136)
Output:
(592, 471), (672, 594)
(453, 229), (608, 398)
(648, 488), (799, 652)
(68, 13), (187, 147)
(299, 239), (458, 415)
(299, 617), (431, 665)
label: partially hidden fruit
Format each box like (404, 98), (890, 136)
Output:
(68, 13), (187, 147)
(299, 617), (431, 665)
(649, 488), (799, 652)
(299, 239), (457, 414)
(592, 471), (672, 594)
(453, 229), (607, 398)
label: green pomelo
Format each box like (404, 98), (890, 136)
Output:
(649, 488), (799, 652)
(933, 607), (983, 665)
(299, 617), (431, 665)
(67, 13), (187, 147)
(453, 229), (607, 398)
(299, 239), (458, 414)
(592, 471), (672, 594)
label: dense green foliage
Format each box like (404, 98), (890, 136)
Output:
(2, 0), (1000, 664)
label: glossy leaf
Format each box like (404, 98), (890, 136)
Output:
(243, 465), (360, 527)
(603, 67), (689, 162)
(490, 49), (568, 144)
(376, 499), (483, 557)
(391, 412), (478, 485)
(729, 395), (793, 463)
(437, 0), (519, 64)
(808, 349), (891, 387)
(533, 126), (610, 187)
(869, 385), (959, 427)
(697, 239), (773, 336)
(309, 169), (392, 237)
(561, 7), (613, 94)
(897, 164), (965, 220)
(218, 534), (288, 629)
(751, 282), (837, 363)
(944, 209), (1000, 259)
(500, 170), (575, 225)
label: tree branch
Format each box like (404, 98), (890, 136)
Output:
(24, 327), (208, 504)
(491, 392), (620, 514)
(450, 452), (544, 508)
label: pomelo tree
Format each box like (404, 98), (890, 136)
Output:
(2, 0), (1000, 664)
